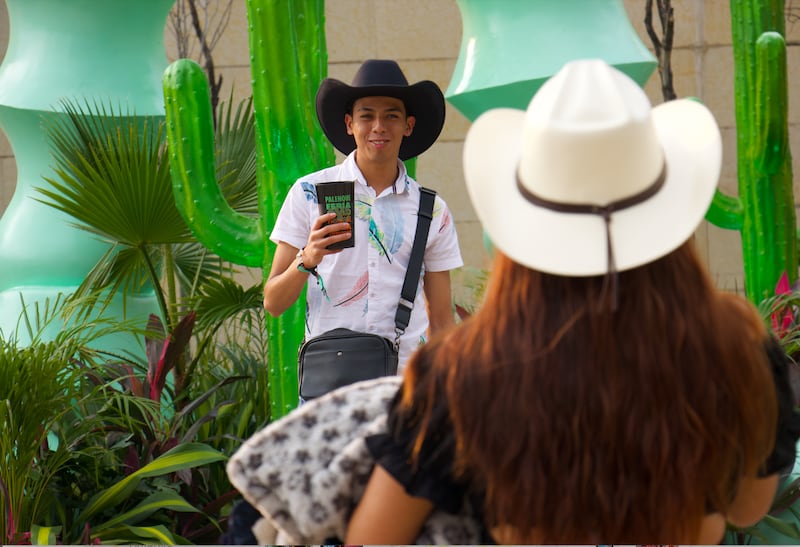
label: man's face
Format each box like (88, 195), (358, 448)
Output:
(345, 96), (415, 164)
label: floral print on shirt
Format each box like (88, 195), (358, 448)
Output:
(333, 271), (368, 308)
(438, 206), (452, 233)
(355, 194), (407, 264)
(301, 181), (318, 203)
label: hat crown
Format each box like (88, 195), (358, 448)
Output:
(518, 59), (664, 206)
(351, 59), (410, 88)
(462, 58), (721, 276)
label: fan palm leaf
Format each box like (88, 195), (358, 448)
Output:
(170, 242), (230, 297)
(39, 99), (191, 245)
(35, 96), (260, 329)
(215, 93), (258, 216)
(193, 276), (263, 333)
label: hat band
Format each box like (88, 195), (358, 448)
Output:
(515, 164), (667, 310)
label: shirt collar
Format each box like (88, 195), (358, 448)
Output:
(342, 151), (411, 196)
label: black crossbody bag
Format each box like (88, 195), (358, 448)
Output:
(298, 187), (437, 400)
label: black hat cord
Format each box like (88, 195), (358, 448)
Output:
(515, 164), (667, 312)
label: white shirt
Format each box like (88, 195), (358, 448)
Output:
(271, 152), (463, 370)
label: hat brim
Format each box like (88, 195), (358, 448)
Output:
(463, 99), (722, 276)
(316, 79), (446, 160)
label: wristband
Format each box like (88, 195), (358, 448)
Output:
(296, 247), (318, 277)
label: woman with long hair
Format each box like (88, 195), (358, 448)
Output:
(345, 59), (800, 544)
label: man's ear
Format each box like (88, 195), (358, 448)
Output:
(345, 113), (354, 136)
(405, 115), (416, 137)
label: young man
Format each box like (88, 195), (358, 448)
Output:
(263, 59), (463, 372)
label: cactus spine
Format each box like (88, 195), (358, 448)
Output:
(163, 0), (334, 419)
(705, 0), (795, 303)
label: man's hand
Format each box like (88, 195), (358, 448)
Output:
(262, 213), (352, 317)
(300, 212), (352, 268)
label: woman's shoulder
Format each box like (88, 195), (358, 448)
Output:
(368, 378), (465, 513)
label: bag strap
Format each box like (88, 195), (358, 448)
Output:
(393, 186), (437, 348)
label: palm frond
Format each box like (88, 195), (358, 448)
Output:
(37, 99), (192, 246)
(170, 242), (233, 297)
(215, 93), (258, 216)
(63, 244), (164, 324)
(194, 277), (263, 333)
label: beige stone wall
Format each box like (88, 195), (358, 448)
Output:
(1, 0), (799, 296)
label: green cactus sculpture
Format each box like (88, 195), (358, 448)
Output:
(705, 0), (796, 303)
(163, 0), (334, 419)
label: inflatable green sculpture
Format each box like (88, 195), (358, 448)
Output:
(163, 0), (334, 419)
(0, 0), (169, 345)
(705, 0), (796, 303)
(445, 0), (657, 121)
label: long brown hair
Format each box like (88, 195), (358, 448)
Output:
(401, 240), (776, 543)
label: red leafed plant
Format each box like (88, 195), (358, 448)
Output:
(771, 271), (796, 340)
(146, 311), (197, 403)
(761, 271), (800, 364)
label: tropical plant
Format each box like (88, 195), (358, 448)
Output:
(0, 307), (107, 544)
(75, 312), (266, 544)
(49, 442), (227, 545)
(36, 92), (261, 384)
(174, 305), (273, 543)
(20, 91), (269, 543)
(0, 294), (231, 545)
(451, 265), (489, 321)
(0, 302), (266, 545)
(759, 272), (800, 365)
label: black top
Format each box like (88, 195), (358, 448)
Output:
(764, 338), (800, 475)
(366, 337), (800, 537)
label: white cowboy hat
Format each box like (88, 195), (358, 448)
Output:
(463, 59), (722, 276)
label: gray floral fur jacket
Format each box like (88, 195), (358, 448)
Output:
(226, 376), (482, 544)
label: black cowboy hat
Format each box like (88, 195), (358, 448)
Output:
(315, 59), (446, 160)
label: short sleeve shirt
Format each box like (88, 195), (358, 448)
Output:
(270, 152), (464, 370)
